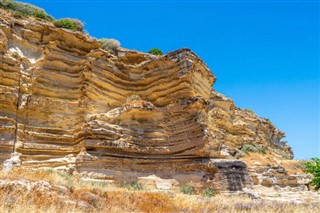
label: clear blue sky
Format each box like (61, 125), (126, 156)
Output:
(23, 0), (319, 159)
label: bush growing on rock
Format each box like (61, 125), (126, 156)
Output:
(0, 0), (53, 21)
(53, 18), (84, 31)
(33, 10), (52, 21)
(148, 48), (163, 56)
(304, 158), (320, 190)
(241, 144), (266, 155)
(127, 94), (141, 102)
(99, 38), (120, 54)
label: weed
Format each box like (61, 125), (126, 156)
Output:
(241, 144), (266, 155)
(202, 188), (216, 197)
(125, 182), (143, 191)
(127, 94), (141, 101)
(180, 184), (196, 195)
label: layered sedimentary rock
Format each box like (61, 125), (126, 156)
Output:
(209, 159), (252, 191)
(0, 10), (294, 191)
(206, 92), (293, 159)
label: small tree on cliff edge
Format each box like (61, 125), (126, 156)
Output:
(304, 158), (320, 190)
(148, 48), (163, 55)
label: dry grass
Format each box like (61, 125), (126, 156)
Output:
(0, 168), (319, 213)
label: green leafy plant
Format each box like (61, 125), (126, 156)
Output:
(99, 38), (120, 54)
(148, 48), (163, 56)
(180, 184), (196, 195)
(53, 18), (84, 31)
(202, 188), (216, 197)
(304, 158), (320, 190)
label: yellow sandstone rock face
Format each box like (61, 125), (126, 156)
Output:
(0, 11), (292, 190)
(206, 91), (293, 160)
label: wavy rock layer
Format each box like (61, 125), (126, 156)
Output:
(206, 92), (293, 159)
(0, 11), (292, 191)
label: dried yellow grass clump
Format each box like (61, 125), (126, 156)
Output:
(0, 169), (319, 213)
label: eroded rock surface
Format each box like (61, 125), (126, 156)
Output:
(209, 159), (252, 191)
(0, 10), (300, 192)
(207, 92), (293, 160)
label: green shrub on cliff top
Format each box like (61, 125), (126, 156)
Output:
(148, 48), (163, 55)
(99, 38), (120, 54)
(0, 1), (86, 31)
(53, 18), (84, 31)
(0, 0), (53, 21)
(304, 158), (320, 190)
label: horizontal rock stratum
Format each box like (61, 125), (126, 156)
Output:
(0, 10), (295, 192)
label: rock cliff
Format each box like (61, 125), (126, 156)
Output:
(0, 9), (302, 193)
(207, 91), (293, 160)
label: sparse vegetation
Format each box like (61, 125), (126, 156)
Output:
(241, 144), (266, 155)
(262, 117), (271, 122)
(243, 108), (254, 114)
(293, 160), (308, 170)
(0, 0), (53, 21)
(180, 184), (196, 195)
(127, 94), (141, 102)
(99, 38), (120, 54)
(12, 11), (24, 19)
(0, 1), (318, 212)
(33, 10), (51, 21)
(0, 168), (319, 212)
(148, 48), (163, 55)
(304, 158), (320, 190)
(124, 182), (144, 191)
(53, 18), (84, 31)
(202, 187), (216, 197)
(0, 1), (88, 31)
